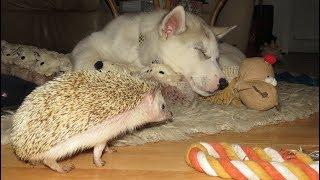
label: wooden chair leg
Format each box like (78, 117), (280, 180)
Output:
(105, 0), (119, 18)
(165, 0), (171, 10)
(105, 0), (227, 23)
(153, 0), (161, 10)
(209, 0), (228, 26)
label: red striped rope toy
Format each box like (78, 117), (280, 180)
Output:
(186, 142), (319, 179)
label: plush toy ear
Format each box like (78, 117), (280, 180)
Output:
(211, 25), (237, 39)
(159, 6), (186, 39)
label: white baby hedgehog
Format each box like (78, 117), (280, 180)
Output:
(10, 69), (172, 173)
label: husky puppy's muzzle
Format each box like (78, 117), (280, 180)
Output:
(189, 75), (229, 96)
(203, 77), (229, 94)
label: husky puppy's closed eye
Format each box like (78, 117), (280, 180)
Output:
(71, 6), (236, 96)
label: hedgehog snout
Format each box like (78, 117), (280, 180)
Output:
(165, 111), (174, 122)
(161, 110), (173, 122)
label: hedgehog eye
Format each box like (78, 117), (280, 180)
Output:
(161, 104), (165, 110)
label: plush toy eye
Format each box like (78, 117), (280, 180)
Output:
(159, 71), (165, 74)
(94, 61), (103, 70)
(34, 52), (40, 57)
(152, 59), (159, 64)
(161, 104), (165, 110)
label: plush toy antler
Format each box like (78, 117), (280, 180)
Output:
(263, 54), (277, 65)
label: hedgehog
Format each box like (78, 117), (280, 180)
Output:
(10, 69), (172, 173)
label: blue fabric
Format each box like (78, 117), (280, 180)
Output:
(275, 72), (319, 86)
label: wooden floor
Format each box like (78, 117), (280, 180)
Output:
(1, 113), (318, 180)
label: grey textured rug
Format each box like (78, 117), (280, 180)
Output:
(1, 82), (319, 146)
(114, 82), (319, 146)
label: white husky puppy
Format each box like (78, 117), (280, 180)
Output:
(71, 6), (236, 96)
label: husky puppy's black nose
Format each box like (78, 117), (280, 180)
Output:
(94, 61), (103, 70)
(218, 78), (228, 90)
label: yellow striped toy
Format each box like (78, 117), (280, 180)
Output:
(186, 142), (319, 180)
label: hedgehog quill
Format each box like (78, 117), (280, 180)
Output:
(10, 70), (172, 173)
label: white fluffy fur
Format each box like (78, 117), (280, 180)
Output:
(71, 6), (235, 96)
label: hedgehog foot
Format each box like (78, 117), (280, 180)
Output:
(93, 142), (107, 167)
(28, 160), (41, 166)
(104, 146), (117, 153)
(94, 159), (106, 167)
(43, 158), (74, 173)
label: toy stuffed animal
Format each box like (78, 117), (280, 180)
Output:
(1, 41), (72, 85)
(136, 63), (197, 107)
(206, 54), (279, 111)
(88, 61), (197, 107)
(236, 55), (279, 111)
(205, 78), (242, 107)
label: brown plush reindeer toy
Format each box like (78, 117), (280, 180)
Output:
(206, 54), (279, 111)
(236, 54), (279, 111)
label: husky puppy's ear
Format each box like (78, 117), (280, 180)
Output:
(211, 25), (237, 39)
(159, 6), (186, 39)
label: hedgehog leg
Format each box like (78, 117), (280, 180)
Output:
(93, 141), (107, 167)
(43, 158), (75, 173)
(104, 146), (117, 153)
(28, 160), (41, 166)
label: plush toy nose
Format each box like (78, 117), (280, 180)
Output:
(218, 78), (228, 90)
